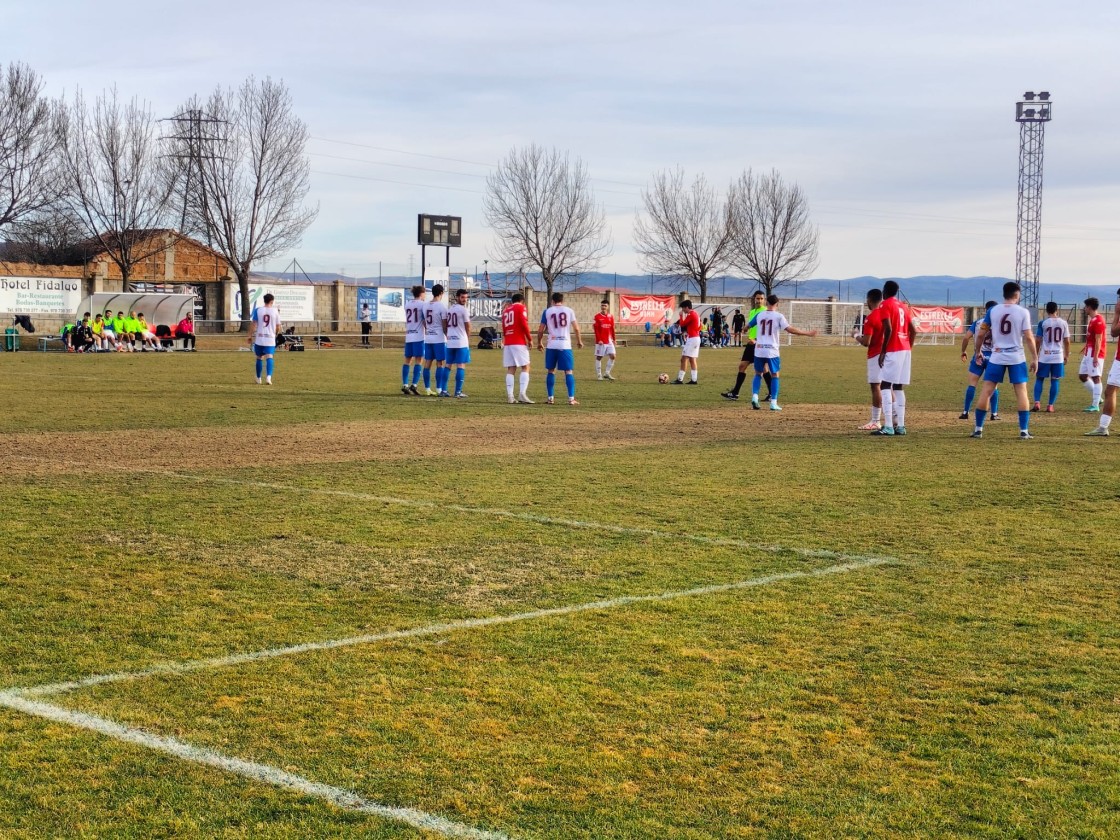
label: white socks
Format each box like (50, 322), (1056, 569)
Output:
(871, 406), (881, 423)
(881, 389), (894, 427)
(506, 373), (515, 399)
(605, 358), (614, 374)
(519, 371), (530, 396)
(1102, 414), (1113, 429)
(677, 372), (685, 382)
(690, 369), (697, 382)
(894, 391), (906, 427)
(595, 360), (602, 376)
(1092, 382), (1102, 407)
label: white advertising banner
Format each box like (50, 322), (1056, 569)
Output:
(0, 276), (83, 315)
(231, 284), (316, 321)
(377, 287), (405, 322)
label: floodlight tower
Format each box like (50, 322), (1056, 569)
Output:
(1014, 91), (1052, 309)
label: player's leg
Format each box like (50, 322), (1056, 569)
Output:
(676, 351), (687, 382)
(595, 351), (603, 379)
(1087, 364), (1120, 435)
(688, 355), (698, 383)
(264, 350), (274, 384)
(605, 349), (616, 378)
(768, 362), (782, 410)
(750, 358), (767, 408)
(519, 363), (532, 402)
(254, 345), (263, 383)
(726, 345), (753, 399)
(990, 386), (1000, 419)
(402, 346), (412, 391)
(563, 353), (578, 404)
(1091, 374), (1103, 410)
(1048, 364), (1063, 410)
(505, 364), (516, 402)
(972, 365), (1003, 436)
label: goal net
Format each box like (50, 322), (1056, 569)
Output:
(784, 300), (866, 346)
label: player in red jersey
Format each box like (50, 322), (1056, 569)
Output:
(673, 300), (702, 384)
(854, 288), (885, 430)
(1079, 297), (1107, 412)
(1085, 289), (1120, 436)
(502, 292), (534, 404)
(592, 300), (617, 380)
(874, 280), (919, 435)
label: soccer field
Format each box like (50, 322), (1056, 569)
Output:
(1, 344), (1118, 839)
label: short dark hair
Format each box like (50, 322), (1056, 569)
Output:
(1045, 301), (1058, 314)
(432, 283), (444, 297)
(455, 288), (467, 297)
(1002, 281), (1020, 299)
(1085, 297), (1100, 311)
(601, 299), (609, 306)
(551, 292), (564, 303)
(510, 292), (523, 303)
(681, 300), (692, 310)
(263, 293), (275, 304)
(985, 300), (997, 310)
(866, 289), (882, 305)
(883, 280), (900, 298)
(411, 285), (424, 298)
(766, 294), (779, 306)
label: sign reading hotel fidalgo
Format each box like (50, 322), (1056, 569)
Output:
(0, 276), (83, 315)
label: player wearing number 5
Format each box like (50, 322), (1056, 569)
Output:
(537, 292), (583, 405)
(746, 294), (817, 411)
(970, 281), (1037, 439)
(250, 293), (281, 385)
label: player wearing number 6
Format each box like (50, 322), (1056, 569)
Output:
(745, 294), (817, 411)
(537, 292), (583, 405)
(250, 293), (281, 385)
(970, 281), (1037, 439)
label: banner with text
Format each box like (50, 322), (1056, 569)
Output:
(357, 287), (378, 322)
(619, 294), (676, 326)
(376, 287), (405, 322)
(230, 284), (316, 321)
(911, 305), (965, 334)
(467, 293), (505, 322)
(0, 276), (83, 315)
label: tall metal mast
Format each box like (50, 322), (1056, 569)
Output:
(1014, 91), (1052, 309)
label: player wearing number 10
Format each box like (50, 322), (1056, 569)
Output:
(537, 292), (584, 406)
(250, 293), (281, 385)
(970, 281), (1037, 439)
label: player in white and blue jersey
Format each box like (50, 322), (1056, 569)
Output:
(1033, 301), (1070, 412)
(250, 293), (281, 385)
(970, 282), (1037, 439)
(536, 292), (583, 405)
(445, 288), (472, 398)
(421, 284), (449, 396)
(402, 285), (426, 395)
(959, 300), (1000, 420)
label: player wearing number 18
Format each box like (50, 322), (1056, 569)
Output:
(970, 281), (1038, 439)
(250, 293), (281, 385)
(537, 292), (584, 405)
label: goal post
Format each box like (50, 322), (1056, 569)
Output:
(784, 300), (866, 346)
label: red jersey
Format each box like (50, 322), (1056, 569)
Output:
(879, 298), (911, 352)
(862, 307), (885, 359)
(501, 302), (532, 346)
(592, 312), (615, 344)
(1085, 313), (1107, 359)
(679, 310), (701, 339)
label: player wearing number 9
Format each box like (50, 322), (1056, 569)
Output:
(250, 293), (281, 385)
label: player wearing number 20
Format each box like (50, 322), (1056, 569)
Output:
(445, 289), (472, 399)
(537, 292), (584, 406)
(250, 293), (281, 385)
(970, 281), (1037, 440)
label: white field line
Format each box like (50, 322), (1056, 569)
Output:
(17, 557), (892, 698)
(0, 691), (509, 840)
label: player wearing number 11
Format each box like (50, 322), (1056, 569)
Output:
(970, 281), (1037, 439)
(746, 294), (817, 410)
(537, 292), (583, 405)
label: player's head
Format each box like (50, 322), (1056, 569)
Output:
(681, 300), (693, 310)
(1002, 281), (1020, 301)
(117, 311), (124, 317)
(866, 288), (882, 308)
(455, 288), (468, 302)
(751, 291), (764, 306)
(551, 292), (564, 304)
(1084, 297), (1099, 313)
(137, 312), (144, 319)
(883, 280), (900, 299)
(432, 284), (444, 298)
(510, 292), (523, 304)
(766, 294), (779, 307)
(600, 300), (609, 312)
(411, 285), (424, 298)
(1045, 301), (1058, 315)
(263, 293), (275, 305)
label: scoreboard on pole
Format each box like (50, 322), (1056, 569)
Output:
(417, 214), (462, 247)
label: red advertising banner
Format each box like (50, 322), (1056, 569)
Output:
(619, 294), (675, 325)
(911, 305), (965, 334)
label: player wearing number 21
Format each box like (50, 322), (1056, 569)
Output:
(250, 293), (281, 385)
(537, 292), (583, 406)
(970, 281), (1038, 439)
(746, 294), (818, 411)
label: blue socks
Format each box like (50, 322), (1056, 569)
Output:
(991, 389), (1000, 414)
(546, 372), (556, 398)
(1033, 378), (1044, 403)
(974, 408), (987, 429)
(255, 359), (262, 378)
(402, 363), (410, 386)
(565, 373), (575, 398)
(423, 367), (431, 389)
(1018, 410), (1030, 432)
(752, 374), (762, 396)
(455, 368), (465, 394)
(1049, 379), (1060, 406)
(771, 378), (780, 400)
(266, 357), (274, 377)
(411, 364), (422, 385)
(964, 384), (976, 412)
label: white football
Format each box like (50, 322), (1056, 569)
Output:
(658, 373), (669, 384)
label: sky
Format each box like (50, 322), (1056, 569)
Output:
(6, 0), (1120, 283)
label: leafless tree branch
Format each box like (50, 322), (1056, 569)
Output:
(0, 62), (62, 232)
(483, 144), (610, 298)
(729, 168), (819, 296)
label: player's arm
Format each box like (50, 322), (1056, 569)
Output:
(248, 312), (257, 345)
(960, 328), (973, 359)
(1091, 323), (1103, 358)
(1062, 331), (1070, 362)
(464, 315), (471, 340)
(1023, 325), (1038, 373)
(878, 317), (893, 367)
(536, 315), (546, 351)
(1112, 301), (1120, 338)
(784, 325), (818, 337)
(973, 322), (990, 364)
(572, 319), (583, 349)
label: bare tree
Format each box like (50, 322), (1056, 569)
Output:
(0, 62), (61, 232)
(483, 144), (610, 298)
(56, 88), (178, 284)
(3, 209), (86, 265)
(633, 168), (735, 303)
(168, 77), (317, 330)
(729, 169), (819, 296)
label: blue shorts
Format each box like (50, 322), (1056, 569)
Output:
(446, 346), (471, 365)
(1036, 362), (1064, 379)
(404, 340), (425, 359)
(968, 355), (990, 377)
(253, 343), (276, 357)
(423, 342), (446, 362)
(753, 356), (780, 374)
(544, 348), (575, 371)
(983, 361), (1028, 385)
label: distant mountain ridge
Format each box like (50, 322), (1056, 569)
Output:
(253, 270), (1118, 305)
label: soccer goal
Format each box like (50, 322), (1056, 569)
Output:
(784, 300), (866, 346)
